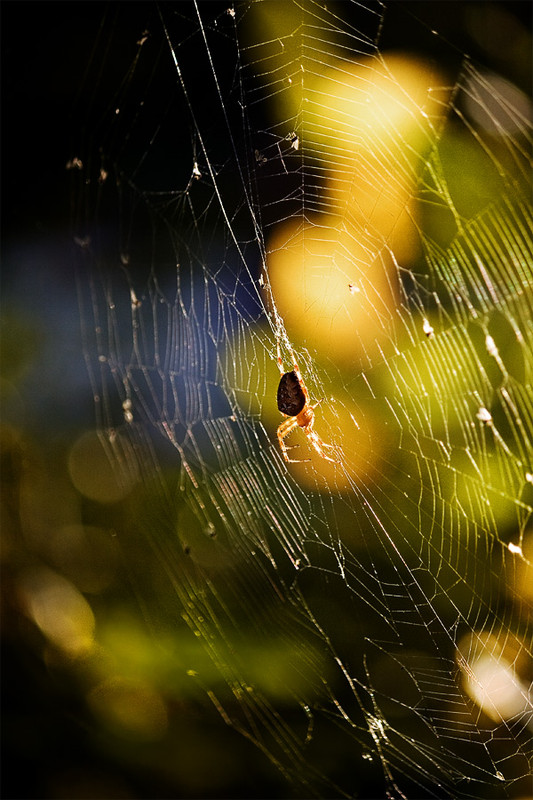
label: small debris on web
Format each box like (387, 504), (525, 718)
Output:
(137, 30), (150, 46)
(66, 157), (83, 170)
(423, 318), (434, 338)
(287, 131), (299, 150)
(74, 236), (91, 249)
(485, 334), (499, 358)
(476, 407), (492, 424)
(122, 398), (133, 424)
(205, 522), (216, 538)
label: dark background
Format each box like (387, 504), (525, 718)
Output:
(2, 3), (531, 799)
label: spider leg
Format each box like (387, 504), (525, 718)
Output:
(305, 428), (338, 463)
(276, 338), (286, 376)
(277, 336), (305, 384)
(309, 398), (333, 439)
(287, 346), (303, 383)
(277, 416), (310, 463)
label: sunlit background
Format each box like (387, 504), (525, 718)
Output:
(2, 2), (532, 798)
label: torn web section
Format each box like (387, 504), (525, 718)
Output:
(74, 2), (533, 799)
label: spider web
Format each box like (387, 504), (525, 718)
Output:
(72, 1), (533, 797)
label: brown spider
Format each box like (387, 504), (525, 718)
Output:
(276, 341), (337, 463)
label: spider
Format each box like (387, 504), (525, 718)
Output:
(276, 341), (337, 463)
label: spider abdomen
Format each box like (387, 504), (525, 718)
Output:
(277, 370), (306, 417)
